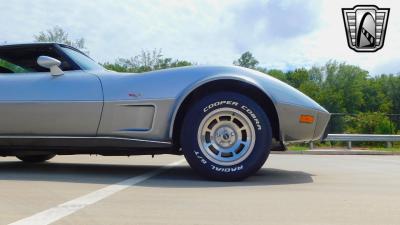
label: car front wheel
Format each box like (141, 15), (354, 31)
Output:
(181, 91), (272, 181)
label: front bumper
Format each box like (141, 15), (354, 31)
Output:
(313, 110), (331, 140)
(275, 103), (330, 144)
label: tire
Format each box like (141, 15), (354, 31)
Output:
(16, 154), (55, 163)
(181, 91), (272, 181)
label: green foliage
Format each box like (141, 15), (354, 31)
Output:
(233, 52), (400, 134)
(266, 69), (287, 82)
(287, 145), (309, 151)
(286, 68), (309, 88)
(344, 112), (395, 134)
(379, 74), (400, 114)
(233, 51), (259, 69)
(361, 78), (392, 113)
(103, 49), (192, 73)
(34, 26), (87, 52)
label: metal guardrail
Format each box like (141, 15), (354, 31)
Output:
(310, 134), (400, 149)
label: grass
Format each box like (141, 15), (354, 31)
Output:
(287, 143), (400, 152)
(287, 145), (309, 151)
(366, 146), (400, 152)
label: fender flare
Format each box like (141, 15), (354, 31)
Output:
(168, 74), (278, 139)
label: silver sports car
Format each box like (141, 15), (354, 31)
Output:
(0, 43), (330, 180)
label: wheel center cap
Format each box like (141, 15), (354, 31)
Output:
(223, 133), (230, 140)
(215, 126), (236, 148)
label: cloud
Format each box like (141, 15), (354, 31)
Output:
(371, 58), (400, 75)
(239, 0), (400, 74)
(0, 0), (398, 75)
(228, 0), (321, 52)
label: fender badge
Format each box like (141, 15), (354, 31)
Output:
(128, 92), (142, 98)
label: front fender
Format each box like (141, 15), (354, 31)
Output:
(168, 74), (278, 139)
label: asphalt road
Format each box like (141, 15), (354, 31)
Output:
(1, 154), (399, 225)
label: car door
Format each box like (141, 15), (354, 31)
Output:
(0, 45), (103, 136)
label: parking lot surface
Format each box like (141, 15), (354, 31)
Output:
(1, 154), (399, 225)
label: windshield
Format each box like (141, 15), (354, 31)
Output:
(61, 47), (104, 71)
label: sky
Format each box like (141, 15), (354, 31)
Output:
(0, 0), (399, 75)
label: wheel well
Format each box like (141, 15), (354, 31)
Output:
(172, 79), (281, 149)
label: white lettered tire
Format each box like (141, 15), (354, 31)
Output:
(181, 92), (272, 181)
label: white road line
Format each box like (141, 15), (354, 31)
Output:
(9, 159), (185, 225)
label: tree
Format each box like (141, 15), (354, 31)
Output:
(360, 77), (391, 113)
(34, 26), (87, 52)
(378, 74), (400, 131)
(233, 51), (259, 69)
(345, 112), (395, 134)
(103, 49), (192, 73)
(317, 61), (368, 114)
(379, 74), (400, 115)
(286, 68), (309, 88)
(267, 69), (287, 82)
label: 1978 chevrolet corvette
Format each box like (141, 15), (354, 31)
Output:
(0, 43), (330, 180)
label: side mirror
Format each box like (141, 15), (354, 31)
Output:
(37, 56), (64, 76)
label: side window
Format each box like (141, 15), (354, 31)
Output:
(0, 45), (75, 74)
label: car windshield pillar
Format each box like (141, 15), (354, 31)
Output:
(60, 46), (104, 71)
